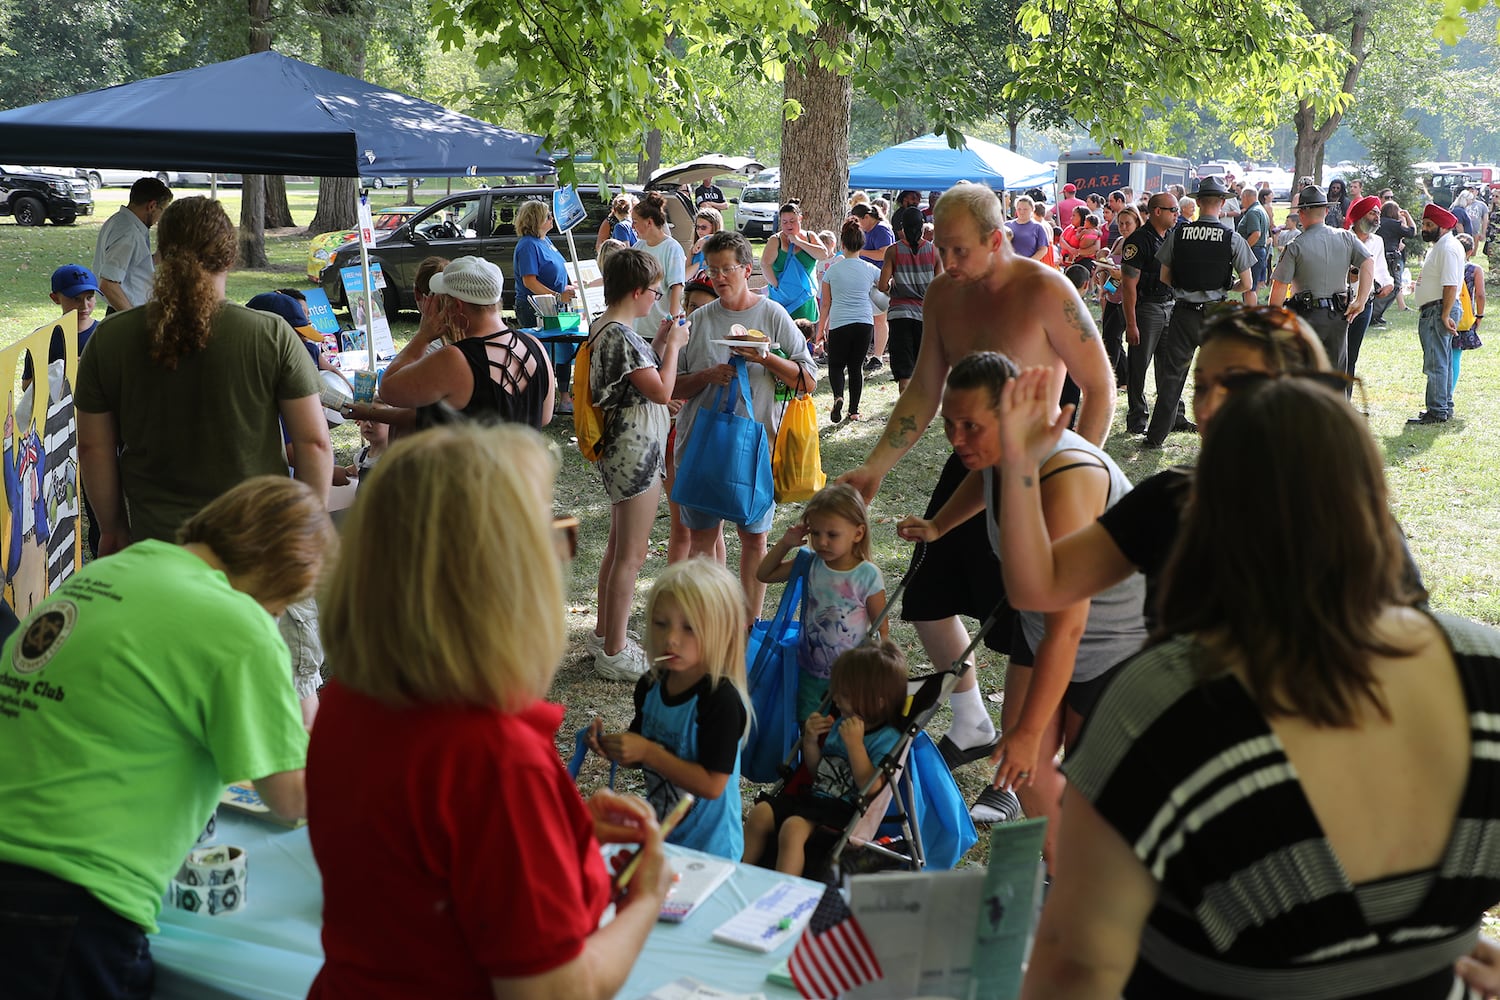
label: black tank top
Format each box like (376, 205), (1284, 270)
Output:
(416, 329), (550, 430)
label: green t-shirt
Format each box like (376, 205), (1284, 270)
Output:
(0, 541), (308, 931)
(75, 302), (321, 543)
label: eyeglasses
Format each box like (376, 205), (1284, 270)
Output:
(551, 516), (579, 562)
(1209, 368), (1365, 413)
(648, 287), (664, 300)
(1155, 205), (1180, 214)
(705, 264), (746, 277)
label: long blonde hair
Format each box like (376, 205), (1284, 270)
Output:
(644, 559), (751, 739)
(148, 197), (236, 370)
(321, 424), (566, 709)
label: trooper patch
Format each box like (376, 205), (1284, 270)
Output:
(1123, 243), (1138, 260)
(12, 600), (78, 675)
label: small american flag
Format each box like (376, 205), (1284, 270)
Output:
(789, 884), (882, 999)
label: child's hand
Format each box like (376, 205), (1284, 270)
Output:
(839, 715), (866, 746)
(780, 521), (809, 548)
(803, 713), (834, 740)
(599, 731), (654, 766)
(584, 715), (606, 756)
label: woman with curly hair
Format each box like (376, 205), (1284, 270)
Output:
(76, 196), (331, 556)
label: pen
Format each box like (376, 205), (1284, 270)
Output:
(615, 793), (695, 893)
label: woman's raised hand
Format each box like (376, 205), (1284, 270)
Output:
(999, 366), (1073, 471)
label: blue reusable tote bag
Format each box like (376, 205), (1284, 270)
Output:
(903, 731), (979, 869)
(743, 549), (813, 783)
(670, 358), (774, 525)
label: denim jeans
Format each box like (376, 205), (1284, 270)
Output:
(1417, 301), (1455, 419)
(0, 862), (153, 1000)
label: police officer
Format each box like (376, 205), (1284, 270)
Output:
(1142, 176), (1256, 447)
(1270, 184), (1373, 372)
(1120, 192), (1179, 435)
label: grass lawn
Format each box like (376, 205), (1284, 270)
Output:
(4, 191), (1498, 867)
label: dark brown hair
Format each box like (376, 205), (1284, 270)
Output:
(945, 350), (1020, 410)
(148, 197), (236, 370)
(602, 246), (664, 307)
(1200, 305), (1330, 372)
(839, 217), (864, 254)
(704, 230), (753, 265)
(1155, 378), (1424, 726)
(633, 191), (667, 227)
(829, 640), (908, 729)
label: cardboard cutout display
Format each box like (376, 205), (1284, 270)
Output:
(2, 314), (81, 616)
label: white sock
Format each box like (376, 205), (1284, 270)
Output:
(948, 682), (996, 747)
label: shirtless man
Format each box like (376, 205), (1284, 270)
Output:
(839, 182), (1114, 815)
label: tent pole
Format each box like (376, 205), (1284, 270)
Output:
(356, 190), (378, 374)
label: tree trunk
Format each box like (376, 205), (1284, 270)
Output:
(238, 0), (274, 268)
(782, 21), (852, 234)
(238, 175), (269, 268)
(310, 0), (369, 233)
(1292, 5), (1369, 183)
(265, 176), (295, 228)
(310, 177), (359, 234)
(637, 129), (663, 186)
(1009, 116), (1020, 152)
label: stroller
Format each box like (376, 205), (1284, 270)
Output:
(750, 550), (994, 884)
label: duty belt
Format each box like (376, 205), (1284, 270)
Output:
(1290, 292), (1347, 312)
(1141, 293), (1174, 303)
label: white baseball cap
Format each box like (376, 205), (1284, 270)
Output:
(429, 256), (505, 305)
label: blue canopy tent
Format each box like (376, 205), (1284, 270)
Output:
(0, 50), (553, 177)
(848, 133), (1050, 192)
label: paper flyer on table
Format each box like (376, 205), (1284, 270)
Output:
(842, 869), (986, 999)
(971, 817), (1048, 1000)
(711, 880), (821, 953)
(339, 263), (396, 359)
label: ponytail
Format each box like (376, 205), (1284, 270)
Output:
(895, 205), (924, 252)
(147, 197), (236, 370)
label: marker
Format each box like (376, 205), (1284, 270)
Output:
(615, 793), (695, 894)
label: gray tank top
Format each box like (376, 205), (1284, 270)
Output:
(982, 430), (1148, 684)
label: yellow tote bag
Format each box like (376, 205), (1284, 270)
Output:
(772, 393), (825, 502)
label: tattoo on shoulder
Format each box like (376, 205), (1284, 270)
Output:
(886, 414), (918, 450)
(1061, 297), (1097, 343)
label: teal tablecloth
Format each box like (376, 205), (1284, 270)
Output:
(152, 809), (809, 999)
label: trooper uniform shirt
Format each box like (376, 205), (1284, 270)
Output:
(1157, 218), (1254, 303)
(1120, 224), (1173, 301)
(1271, 222), (1371, 298)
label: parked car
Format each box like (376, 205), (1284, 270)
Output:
(306, 206), (424, 281)
(734, 173), (781, 239)
(1, 165), (92, 225)
(316, 186), (621, 315)
(647, 155), (765, 255)
(81, 168), (180, 189)
(360, 176), (424, 190)
(1428, 168), (1498, 209)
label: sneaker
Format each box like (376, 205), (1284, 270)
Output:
(864, 356), (883, 371)
(584, 629), (640, 654)
(1172, 418), (1198, 434)
(594, 641), (649, 681)
(1406, 411), (1450, 425)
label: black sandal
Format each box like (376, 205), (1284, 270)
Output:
(937, 733), (1000, 771)
(970, 786), (1023, 826)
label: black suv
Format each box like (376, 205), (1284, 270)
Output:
(317, 185), (628, 314)
(0, 165), (93, 226)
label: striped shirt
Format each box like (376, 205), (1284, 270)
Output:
(1063, 612), (1500, 999)
(886, 239), (938, 322)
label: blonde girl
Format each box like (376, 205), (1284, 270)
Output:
(742, 641), (908, 875)
(590, 558), (750, 860)
(308, 424), (671, 998)
(758, 484), (888, 722)
(686, 206), (723, 283)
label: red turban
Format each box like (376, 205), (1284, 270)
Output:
(1346, 196), (1380, 227)
(1423, 203), (1459, 230)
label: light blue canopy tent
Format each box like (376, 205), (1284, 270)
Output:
(848, 133), (1051, 191)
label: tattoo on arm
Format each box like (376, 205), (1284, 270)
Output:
(1022, 475), (1034, 488)
(1062, 297), (1096, 342)
(885, 414), (919, 450)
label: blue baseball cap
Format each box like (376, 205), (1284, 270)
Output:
(52, 264), (99, 298)
(247, 291), (321, 341)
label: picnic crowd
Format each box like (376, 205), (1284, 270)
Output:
(3, 170), (1500, 1000)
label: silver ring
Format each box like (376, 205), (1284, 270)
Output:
(1016, 771), (1031, 779)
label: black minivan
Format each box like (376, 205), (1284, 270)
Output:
(317, 185), (624, 315)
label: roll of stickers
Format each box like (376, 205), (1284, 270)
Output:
(170, 845), (248, 916)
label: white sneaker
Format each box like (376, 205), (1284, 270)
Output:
(585, 629), (640, 654)
(594, 641), (649, 681)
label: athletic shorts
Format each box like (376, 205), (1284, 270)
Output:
(1007, 618), (1122, 719)
(900, 450), (1013, 653)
